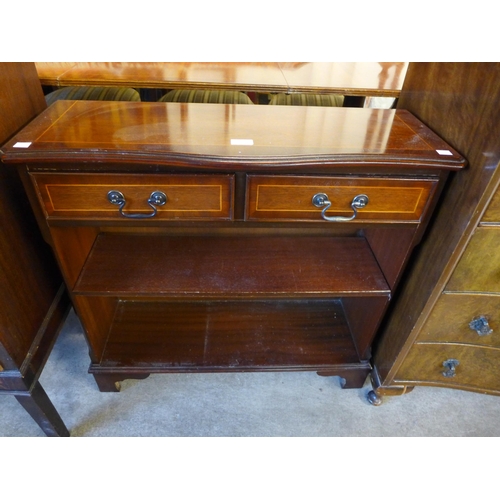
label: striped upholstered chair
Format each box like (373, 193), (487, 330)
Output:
(269, 93), (344, 107)
(45, 86), (141, 106)
(158, 89), (254, 104)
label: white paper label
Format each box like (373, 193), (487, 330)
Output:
(13, 142), (32, 148)
(436, 149), (453, 156)
(231, 139), (254, 146)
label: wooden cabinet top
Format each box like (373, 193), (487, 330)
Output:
(1, 101), (465, 171)
(35, 62), (408, 97)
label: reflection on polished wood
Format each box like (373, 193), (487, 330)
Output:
(279, 62), (408, 97)
(36, 62), (287, 93)
(34, 62), (80, 86)
(35, 62), (408, 97)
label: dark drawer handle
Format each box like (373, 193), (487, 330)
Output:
(469, 316), (493, 336)
(442, 358), (459, 377)
(107, 190), (167, 219)
(312, 193), (369, 222)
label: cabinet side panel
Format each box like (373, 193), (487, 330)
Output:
(343, 296), (390, 360)
(49, 227), (99, 289)
(0, 63), (46, 145)
(364, 226), (418, 290)
(72, 296), (117, 362)
(0, 63), (63, 367)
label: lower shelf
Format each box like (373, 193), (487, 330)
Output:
(94, 299), (363, 372)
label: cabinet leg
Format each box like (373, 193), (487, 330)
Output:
(338, 371), (370, 389)
(367, 367), (414, 405)
(366, 386), (414, 405)
(367, 389), (383, 406)
(93, 374), (123, 392)
(15, 381), (70, 437)
(92, 373), (150, 392)
(317, 367), (370, 389)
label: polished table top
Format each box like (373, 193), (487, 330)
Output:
(2, 100), (463, 170)
(35, 62), (408, 97)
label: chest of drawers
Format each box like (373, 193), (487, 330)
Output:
(1, 101), (465, 392)
(368, 62), (500, 405)
(375, 187), (500, 397)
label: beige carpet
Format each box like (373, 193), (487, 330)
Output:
(1, 308), (500, 437)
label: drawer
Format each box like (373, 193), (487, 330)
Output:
(416, 293), (500, 347)
(394, 343), (500, 393)
(446, 227), (500, 293)
(31, 173), (234, 221)
(246, 175), (437, 222)
(481, 186), (500, 224)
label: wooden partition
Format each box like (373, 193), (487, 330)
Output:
(0, 63), (70, 436)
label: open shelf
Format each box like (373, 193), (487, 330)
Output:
(74, 233), (390, 298)
(96, 299), (362, 371)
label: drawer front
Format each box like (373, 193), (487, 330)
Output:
(246, 176), (437, 222)
(31, 173), (234, 221)
(446, 227), (500, 293)
(416, 293), (500, 347)
(394, 343), (500, 392)
(481, 186), (500, 224)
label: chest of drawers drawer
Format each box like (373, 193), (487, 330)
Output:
(481, 188), (500, 223)
(446, 227), (500, 293)
(415, 293), (500, 347)
(31, 173), (235, 221)
(245, 175), (437, 222)
(390, 208), (500, 396)
(394, 343), (500, 393)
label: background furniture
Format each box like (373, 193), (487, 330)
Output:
(268, 93), (344, 106)
(158, 89), (254, 104)
(277, 62), (407, 98)
(36, 62), (289, 94)
(369, 62), (500, 403)
(35, 62), (408, 99)
(45, 85), (141, 105)
(0, 63), (70, 436)
(2, 101), (463, 393)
